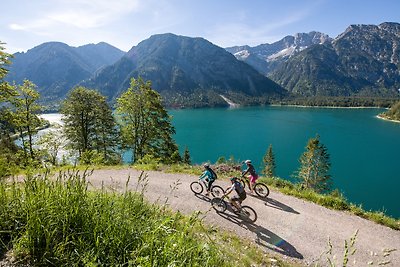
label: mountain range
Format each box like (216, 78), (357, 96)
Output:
(82, 33), (286, 107)
(4, 22), (400, 108)
(228, 22), (400, 98)
(6, 42), (125, 102)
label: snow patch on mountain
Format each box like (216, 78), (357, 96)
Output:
(234, 50), (250, 60)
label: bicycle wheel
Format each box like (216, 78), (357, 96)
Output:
(211, 185), (224, 197)
(211, 197), (227, 212)
(254, 183), (270, 197)
(239, 206), (257, 223)
(190, 181), (203, 194)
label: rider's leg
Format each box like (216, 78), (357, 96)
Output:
(204, 178), (210, 195)
(249, 175), (255, 193)
(207, 179), (215, 193)
(230, 197), (241, 211)
(249, 174), (258, 194)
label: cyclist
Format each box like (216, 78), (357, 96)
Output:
(199, 163), (218, 196)
(242, 159), (258, 194)
(224, 177), (247, 212)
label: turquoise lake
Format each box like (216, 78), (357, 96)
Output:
(168, 106), (400, 219)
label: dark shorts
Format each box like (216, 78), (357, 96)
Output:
(231, 192), (246, 203)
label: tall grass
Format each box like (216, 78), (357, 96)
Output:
(0, 169), (229, 266)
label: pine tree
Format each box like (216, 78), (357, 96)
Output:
(183, 146), (191, 165)
(262, 144), (276, 178)
(297, 135), (332, 193)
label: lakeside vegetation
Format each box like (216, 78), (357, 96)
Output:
(378, 100), (400, 122)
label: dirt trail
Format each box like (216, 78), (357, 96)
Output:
(87, 168), (399, 266)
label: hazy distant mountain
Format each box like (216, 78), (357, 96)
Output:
(84, 33), (286, 107)
(270, 22), (400, 97)
(6, 42), (125, 101)
(226, 32), (331, 75)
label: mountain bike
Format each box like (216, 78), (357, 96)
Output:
(211, 195), (257, 223)
(238, 175), (270, 198)
(190, 177), (225, 197)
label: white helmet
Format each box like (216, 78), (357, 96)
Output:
(244, 160), (251, 164)
(203, 163), (210, 168)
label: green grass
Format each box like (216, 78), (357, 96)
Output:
(0, 169), (294, 266)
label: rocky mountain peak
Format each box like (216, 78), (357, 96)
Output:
(225, 31), (332, 75)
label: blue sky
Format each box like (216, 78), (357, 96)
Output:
(1, 0), (399, 53)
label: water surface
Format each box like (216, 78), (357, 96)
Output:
(169, 106), (400, 218)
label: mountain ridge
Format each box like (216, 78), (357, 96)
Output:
(270, 22), (400, 97)
(6, 42), (125, 101)
(83, 33), (287, 108)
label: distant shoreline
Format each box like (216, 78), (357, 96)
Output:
(270, 104), (386, 109)
(376, 114), (400, 123)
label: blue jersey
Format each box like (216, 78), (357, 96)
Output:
(200, 169), (215, 181)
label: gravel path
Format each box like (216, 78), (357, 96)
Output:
(87, 168), (398, 266)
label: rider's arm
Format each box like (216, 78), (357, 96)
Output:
(224, 184), (235, 196)
(199, 170), (208, 180)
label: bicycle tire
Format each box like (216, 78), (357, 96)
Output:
(240, 206), (257, 223)
(254, 183), (270, 197)
(190, 181), (203, 194)
(211, 185), (225, 198)
(211, 197), (227, 212)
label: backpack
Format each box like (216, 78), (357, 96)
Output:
(210, 168), (218, 180)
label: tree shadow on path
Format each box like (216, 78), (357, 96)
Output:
(263, 197), (300, 214)
(247, 193), (299, 214)
(215, 210), (303, 260)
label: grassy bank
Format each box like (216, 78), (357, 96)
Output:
(0, 169), (293, 266)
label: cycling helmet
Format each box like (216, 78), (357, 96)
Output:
(244, 160), (251, 164)
(230, 177), (237, 182)
(203, 163), (210, 168)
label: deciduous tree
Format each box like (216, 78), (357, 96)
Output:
(0, 41), (19, 176)
(116, 77), (179, 163)
(61, 86), (120, 164)
(10, 80), (42, 161)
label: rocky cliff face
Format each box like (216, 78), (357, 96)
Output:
(226, 32), (331, 75)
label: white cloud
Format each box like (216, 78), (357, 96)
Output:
(206, 7), (314, 47)
(9, 24), (25, 31)
(8, 0), (143, 34)
(48, 0), (142, 28)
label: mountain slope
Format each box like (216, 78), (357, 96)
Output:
(270, 22), (400, 97)
(84, 33), (287, 107)
(6, 42), (125, 101)
(226, 32), (331, 75)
